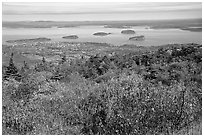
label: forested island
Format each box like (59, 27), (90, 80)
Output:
(6, 37), (51, 43)
(121, 29), (135, 34)
(129, 35), (145, 41)
(62, 35), (79, 39)
(93, 32), (111, 36)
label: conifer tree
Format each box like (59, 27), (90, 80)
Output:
(42, 56), (46, 63)
(23, 61), (29, 70)
(20, 61), (29, 74)
(6, 53), (18, 76)
(61, 54), (66, 64)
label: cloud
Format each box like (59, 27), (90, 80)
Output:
(3, 2), (202, 15)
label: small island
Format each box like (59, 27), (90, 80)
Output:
(121, 29), (135, 34)
(129, 35), (145, 41)
(6, 37), (51, 43)
(180, 27), (202, 32)
(62, 35), (79, 39)
(93, 32), (111, 36)
(104, 25), (131, 29)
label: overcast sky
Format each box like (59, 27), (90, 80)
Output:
(2, 2), (202, 21)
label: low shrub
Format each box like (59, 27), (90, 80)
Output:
(76, 72), (201, 135)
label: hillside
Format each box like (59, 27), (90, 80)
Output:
(2, 42), (202, 135)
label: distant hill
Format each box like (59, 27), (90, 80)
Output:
(3, 18), (202, 31)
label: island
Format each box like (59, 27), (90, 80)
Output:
(104, 25), (131, 28)
(6, 37), (51, 43)
(180, 27), (202, 32)
(129, 35), (145, 41)
(62, 35), (79, 39)
(93, 32), (111, 36)
(121, 29), (135, 34)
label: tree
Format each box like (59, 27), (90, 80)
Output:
(23, 61), (29, 69)
(5, 53), (18, 77)
(60, 54), (66, 64)
(42, 56), (46, 63)
(19, 61), (30, 79)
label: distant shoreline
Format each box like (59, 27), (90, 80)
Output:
(3, 18), (202, 32)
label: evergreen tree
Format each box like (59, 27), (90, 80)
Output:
(20, 61), (29, 74)
(5, 53), (18, 76)
(61, 54), (66, 64)
(42, 56), (46, 63)
(34, 57), (48, 72)
(23, 61), (29, 70)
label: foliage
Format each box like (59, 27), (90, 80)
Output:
(3, 53), (21, 80)
(2, 44), (202, 135)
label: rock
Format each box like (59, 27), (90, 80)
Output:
(121, 29), (135, 34)
(62, 35), (79, 39)
(129, 35), (145, 41)
(93, 32), (111, 36)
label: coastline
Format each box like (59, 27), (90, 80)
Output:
(3, 18), (202, 32)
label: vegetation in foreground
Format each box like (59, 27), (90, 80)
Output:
(2, 43), (202, 135)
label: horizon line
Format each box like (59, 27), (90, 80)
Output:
(2, 18), (202, 23)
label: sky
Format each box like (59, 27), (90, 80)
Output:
(2, 2), (202, 21)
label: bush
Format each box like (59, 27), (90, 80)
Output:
(76, 72), (201, 135)
(2, 44), (201, 135)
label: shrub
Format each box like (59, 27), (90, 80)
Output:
(76, 72), (201, 135)
(2, 100), (35, 135)
(2, 44), (201, 135)
(3, 53), (21, 81)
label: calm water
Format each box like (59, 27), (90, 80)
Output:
(2, 25), (202, 46)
